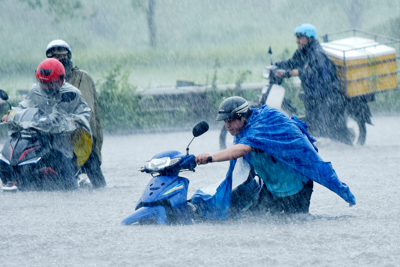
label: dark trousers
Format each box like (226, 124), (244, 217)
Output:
(82, 152), (106, 188)
(256, 179), (313, 214)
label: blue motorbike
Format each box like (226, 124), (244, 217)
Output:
(121, 121), (263, 225)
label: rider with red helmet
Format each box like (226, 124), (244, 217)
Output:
(35, 58), (66, 95)
(2, 58), (91, 190)
(2, 58), (68, 122)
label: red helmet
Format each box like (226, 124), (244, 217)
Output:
(35, 58), (65, 82)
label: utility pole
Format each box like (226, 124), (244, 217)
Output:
(148, 0), (156, 47)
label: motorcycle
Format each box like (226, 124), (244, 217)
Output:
(121, 121), (263, 225)
(0, 89), (92, 191)
(219, 64), (371, 149)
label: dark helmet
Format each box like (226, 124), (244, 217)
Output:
(216, 96), (251, 121)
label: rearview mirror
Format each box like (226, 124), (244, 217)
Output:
(186, 121), (209, 155)
(192, 121), (209, 137)
(0, 89), (9, 101)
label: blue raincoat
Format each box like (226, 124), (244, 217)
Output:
(191, 105), (356, 220)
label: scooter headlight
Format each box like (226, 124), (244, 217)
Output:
(145, 157), (181, 172)
(263, 65), (277, 79)
(262, 68), (271, 79)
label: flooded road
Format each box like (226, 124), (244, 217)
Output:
(1, 116), (399, 267)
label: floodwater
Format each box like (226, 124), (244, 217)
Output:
(1, 116), (399, 267)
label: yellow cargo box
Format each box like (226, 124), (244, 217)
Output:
(321, 37), (398, 97)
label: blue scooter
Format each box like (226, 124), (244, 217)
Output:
(121, 121), (263, 225)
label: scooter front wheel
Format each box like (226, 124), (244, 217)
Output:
(121, 206), (167, 225)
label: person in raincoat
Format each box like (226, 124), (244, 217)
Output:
(274, 23), (353, 145)
(1, 58), (92, 190)
(194, 96), (356, 218)
(45, 40), (106, 188)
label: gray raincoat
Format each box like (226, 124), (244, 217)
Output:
(9, 82), (91, 159)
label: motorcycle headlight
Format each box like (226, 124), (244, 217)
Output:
(18, 157), (42, 166)
(145, 157), (181, 172)
(262, 68), (270, 79)
(262, 65), (277, 79)
(0, 154), (10, 165)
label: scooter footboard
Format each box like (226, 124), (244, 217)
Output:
(121, 206), (167, 225)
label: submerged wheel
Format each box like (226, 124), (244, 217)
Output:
(346, 114), (367, 146)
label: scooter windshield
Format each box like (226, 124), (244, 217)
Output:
(8, 107), (51, 132)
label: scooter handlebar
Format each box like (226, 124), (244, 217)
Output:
(262, 66), (288, 80)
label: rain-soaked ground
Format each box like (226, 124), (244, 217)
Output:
(0, 115), (399, 267)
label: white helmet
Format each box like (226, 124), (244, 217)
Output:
(46, 39), (72, 59)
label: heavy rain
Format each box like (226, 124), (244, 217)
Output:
(0, 0), (399, 266)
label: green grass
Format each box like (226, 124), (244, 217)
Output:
(2, 0), (399, 88)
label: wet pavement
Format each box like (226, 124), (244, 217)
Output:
(1, 116), (399, 267)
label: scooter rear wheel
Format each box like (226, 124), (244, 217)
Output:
(346, 114), (367, 146)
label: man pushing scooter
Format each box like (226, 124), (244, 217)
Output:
(195, 96), (356, 215)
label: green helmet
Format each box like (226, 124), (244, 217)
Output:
(216, 96), (250, 121)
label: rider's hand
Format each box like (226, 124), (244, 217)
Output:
(196, 153), (212, 165)
(290, 69), (299, 76)
(2, 114), (9, 122)
(276, 72), (284, 78)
